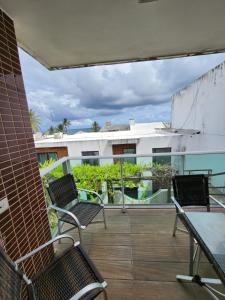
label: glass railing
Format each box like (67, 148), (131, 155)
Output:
(40, 151), (225, 209)
(39, 151), (225, 233)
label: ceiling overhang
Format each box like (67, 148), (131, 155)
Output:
(1, 0), (225, 70)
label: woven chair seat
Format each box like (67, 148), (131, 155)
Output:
(60, 202), (103, 227)
(30, 246), (103, 300)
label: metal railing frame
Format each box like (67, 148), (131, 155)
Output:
(40, 150), (225, 209)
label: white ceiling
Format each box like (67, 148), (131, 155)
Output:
(1, 0), (225, 70)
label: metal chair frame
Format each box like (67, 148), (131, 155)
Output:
(171, 175), (225, 237)
(2, 234), (108, 300)
(47, 174), (107, 244)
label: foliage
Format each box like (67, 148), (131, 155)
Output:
(46, 118), (71, 135)
(149, 162), (177, 189)
(63, 118), (71, 133)
(91, 121), (101, 132)
(48, 126), (55, 135)
(29, 109), (41, 133)
(57, 123), (64, 133)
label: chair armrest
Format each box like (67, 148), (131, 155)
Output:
(72, 282), (107, 300)
(77, 188), (103, 204)
(15, 234), (75, 264)
(50, 205), (83, 228)
(209, 195), (225, 209)
(171, 196), (184, 213)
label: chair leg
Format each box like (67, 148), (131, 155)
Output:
(103, 289), (108, 300)
(58, 221), (62, 243)
(173, 214), (178, 237)
(195, 246), (202, 274)
(78, 226), (82, 244)
(103, 208), (107, 229)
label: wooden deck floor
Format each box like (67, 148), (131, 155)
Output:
(55, 209), (224, 300)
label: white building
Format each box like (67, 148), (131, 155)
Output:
(171, 61), (225, 152)
(35, 61), (225, 165)
(35, 121), (184, 164)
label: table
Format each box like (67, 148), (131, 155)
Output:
(177, 212), (225, 299)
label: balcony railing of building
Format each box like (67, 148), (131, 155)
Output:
(39, 150), (225, 234)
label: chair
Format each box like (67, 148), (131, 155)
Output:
(47, 174), (107, 243)
(171, 174), (224, 236)
(0, 235), (108, 300)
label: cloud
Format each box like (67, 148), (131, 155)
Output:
(19, 49), (225, 130)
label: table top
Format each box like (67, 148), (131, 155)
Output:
(180, 212), (225, 282)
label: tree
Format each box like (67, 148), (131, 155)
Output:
(48, 126), (55, 135)
(62, 118), (71, 133)
(57, 123), (64, 132)
(29, 109), (41, 133)
(91, 121), (100, 132)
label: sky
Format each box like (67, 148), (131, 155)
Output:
(19, 49), (225, 131)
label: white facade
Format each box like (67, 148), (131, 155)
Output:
(171, 61), (225, 151)
(35, 122), (182, 160)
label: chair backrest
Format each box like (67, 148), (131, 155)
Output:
(0, 247), (24, 300)
(172, 174), (210, 208)
(48, 174), (78, 208)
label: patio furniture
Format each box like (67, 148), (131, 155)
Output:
(0, 234), (108, 300)
(176, 211), (225, 300)
(47, 174), (107, 243)
(171, 174), (224, 237)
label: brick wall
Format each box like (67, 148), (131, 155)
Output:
(36, 146), (68, 159)
(0, 9), (52, 278)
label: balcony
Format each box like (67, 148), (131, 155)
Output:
(52, 208), (224, 299)
(38, 151), (225, 299)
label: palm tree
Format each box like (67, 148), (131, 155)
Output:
(48, 126), (55, 135)
(91, 121), (100, 132)
(63, 118), (71, 133)
(57, 123), (64, 132)
(29, 109), (41, 133)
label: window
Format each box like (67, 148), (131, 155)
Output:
(82, 151), (99, 166)
(123, 148), (136, 164)
(152, 147), (171, 165)
(37, 152), (58, 164)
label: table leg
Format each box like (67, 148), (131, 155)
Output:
(189, 233), (194, 276)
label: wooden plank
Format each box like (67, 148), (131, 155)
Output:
(55, 209), (222, 299)
(88, 245), (132, 261)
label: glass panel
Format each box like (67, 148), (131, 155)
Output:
(123, 148), (136, 164)
(41, 152), (225, 209)
(48, 152), (57, 161)
(37, 153), (48, 164)
(82, 151), (99, 166)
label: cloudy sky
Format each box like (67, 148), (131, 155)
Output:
(19, 49), (225, 131)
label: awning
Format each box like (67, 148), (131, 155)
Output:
(1, 0), (225, 70)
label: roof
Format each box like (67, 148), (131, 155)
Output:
(100, 124), (130, 132)
(35, 122), (180, 147)
(1, 0), (225, 69)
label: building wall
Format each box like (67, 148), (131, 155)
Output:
(171, 62), (225, 151)
(0, 9), (52, 278)
(36, 146), (68, 159)
(35, 134), (183, 165)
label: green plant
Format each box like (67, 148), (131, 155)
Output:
(29, 109), (41, 133)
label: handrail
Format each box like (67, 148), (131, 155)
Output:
(40, 156), (68, 177)
(68, 149), (225, 160)
(39, 150), (225, 178)
(209, 172), (225, 177)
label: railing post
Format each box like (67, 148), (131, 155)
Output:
(120, 158), (126, 213)
(181, 154), (185, 175)
(62, 159), (71, 175)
